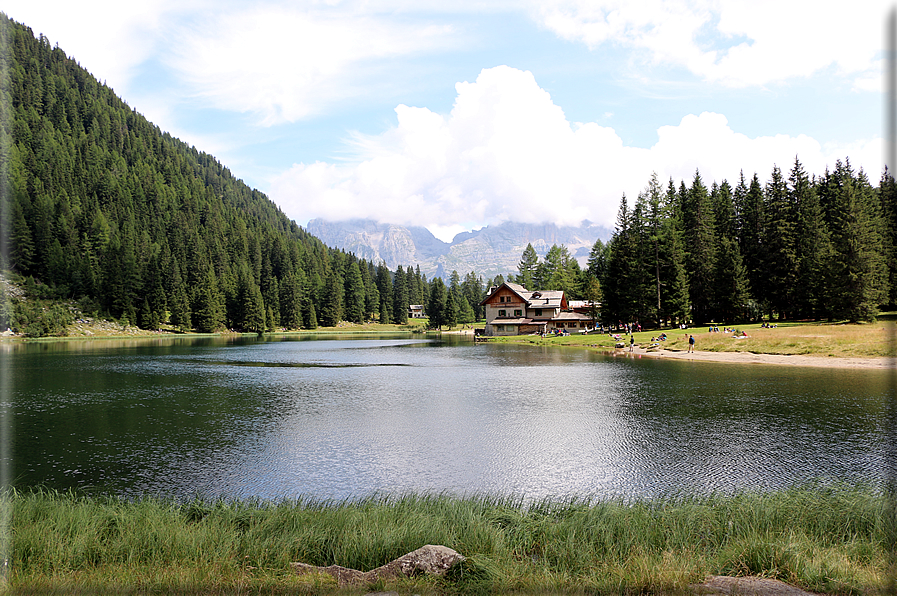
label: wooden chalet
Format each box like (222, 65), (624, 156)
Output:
(479, 282), (594, 336)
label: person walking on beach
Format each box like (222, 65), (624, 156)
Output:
(688, 334), (695, 353)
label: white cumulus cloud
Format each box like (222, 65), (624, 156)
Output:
(533, 0), (888, 89)
(270, 66), (882, 240)
(165, 5), (455, 124)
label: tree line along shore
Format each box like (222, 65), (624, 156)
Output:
(4, 16), (897, 340)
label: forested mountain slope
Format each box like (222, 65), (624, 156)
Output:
(0, 15), (407, 334)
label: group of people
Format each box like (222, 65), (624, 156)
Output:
(707, 325), (750, 338)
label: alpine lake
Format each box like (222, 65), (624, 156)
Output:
(1, 334), (890, 502)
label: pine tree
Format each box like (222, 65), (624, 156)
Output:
(279, 272), (304, 329)
(361, 261), (379, 321)
(683, 171), (716, 324)
(825, 161), (888, 321)
(456, 289), (476, 323)
(462, 271), (485, 320)
(304, 299), (318, 329)
(763, 165), (798, 319)
(169, 285), (192, 331)
(445, 289), (458, 329)
(791, 158), (831, 319)
(712, 237), (749, 322)
(878, 168), (897, 307)
(344, 260), (365, 323)
(709, 180), (748, 321)
(604, 194), (646, 323)
(586, 238), (608, 281)
(657, 177), (690, 325)
(392, 265), (409, 324)
(376, 263), (392, 323)
(244, 283), (266, 334)
(517, 243), (539, 289)
(427, 277), (448, 330)
(193, 268), (225, 333)
(739, 173), (766, 307)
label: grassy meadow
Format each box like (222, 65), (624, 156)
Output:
(6, 486), (890, 594)
(489, 319), (896, 359)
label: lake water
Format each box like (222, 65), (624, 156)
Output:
(1, 335), (890, 501)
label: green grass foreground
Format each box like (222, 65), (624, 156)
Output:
(4, 485), (890, 594)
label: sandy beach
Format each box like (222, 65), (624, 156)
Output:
(627, 344), (895, 369)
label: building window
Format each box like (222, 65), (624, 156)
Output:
(514, 309), (522, 317)
(535, 309), (542, 316)
(495, 325), (504, 332)
(498, 309), (506, 317)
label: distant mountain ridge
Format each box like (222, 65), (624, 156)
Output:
(306, 218), (612, 280)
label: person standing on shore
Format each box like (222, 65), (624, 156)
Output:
(688, 334), (695, 353)
(630, 335), (635, 352)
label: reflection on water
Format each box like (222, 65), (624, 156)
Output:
(3, 335), (889, 501)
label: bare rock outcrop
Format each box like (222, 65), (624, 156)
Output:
(291, 544), (465, 587)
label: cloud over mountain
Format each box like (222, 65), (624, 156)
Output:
(272, 65), (881, 241)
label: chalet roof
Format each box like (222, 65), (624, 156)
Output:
(480, 282), (568, 309)
(525, 291), (564, 308)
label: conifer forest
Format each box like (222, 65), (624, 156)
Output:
(2, 15), (896, 335)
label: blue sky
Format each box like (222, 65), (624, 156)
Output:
(8, 1), (888, 241)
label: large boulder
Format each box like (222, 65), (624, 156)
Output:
(291, 545), (465, 587)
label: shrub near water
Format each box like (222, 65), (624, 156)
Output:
(7, 486), (889, 594)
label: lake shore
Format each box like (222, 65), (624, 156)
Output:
(627, 344), (896, 369)
(490, 319), (896, 368)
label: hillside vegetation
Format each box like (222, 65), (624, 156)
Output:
(0, 15), (436, 336)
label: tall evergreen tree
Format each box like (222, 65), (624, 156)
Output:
(376, 263), (392, 324)
(878, 168), (897, 307)
(343, 260), (365, 323)
(462, 271), (485, 320)
(709, 180), (748, 321)
(763, 165), (798, 319)
(682, 171), (716, 324)
(825, 161), (888, 321)
(791, 158), (831, 318)
(319, 270), (343, 327)
(193, 267), (225, 333)
(392, 265), (409, 324)
(517, 243), (539, 289)
(445, 288), (459, 329)
(361, 262), (379, 321)
(604, 194), (649, 323)
(427, 277), (448, 329)
(657, 176), (690, 325)
(740, 173), (767, 308)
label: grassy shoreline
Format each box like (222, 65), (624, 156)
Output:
(486, 320), (896, 360)
(7, 485), (888, 594)
(3, 312), (892, 362)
